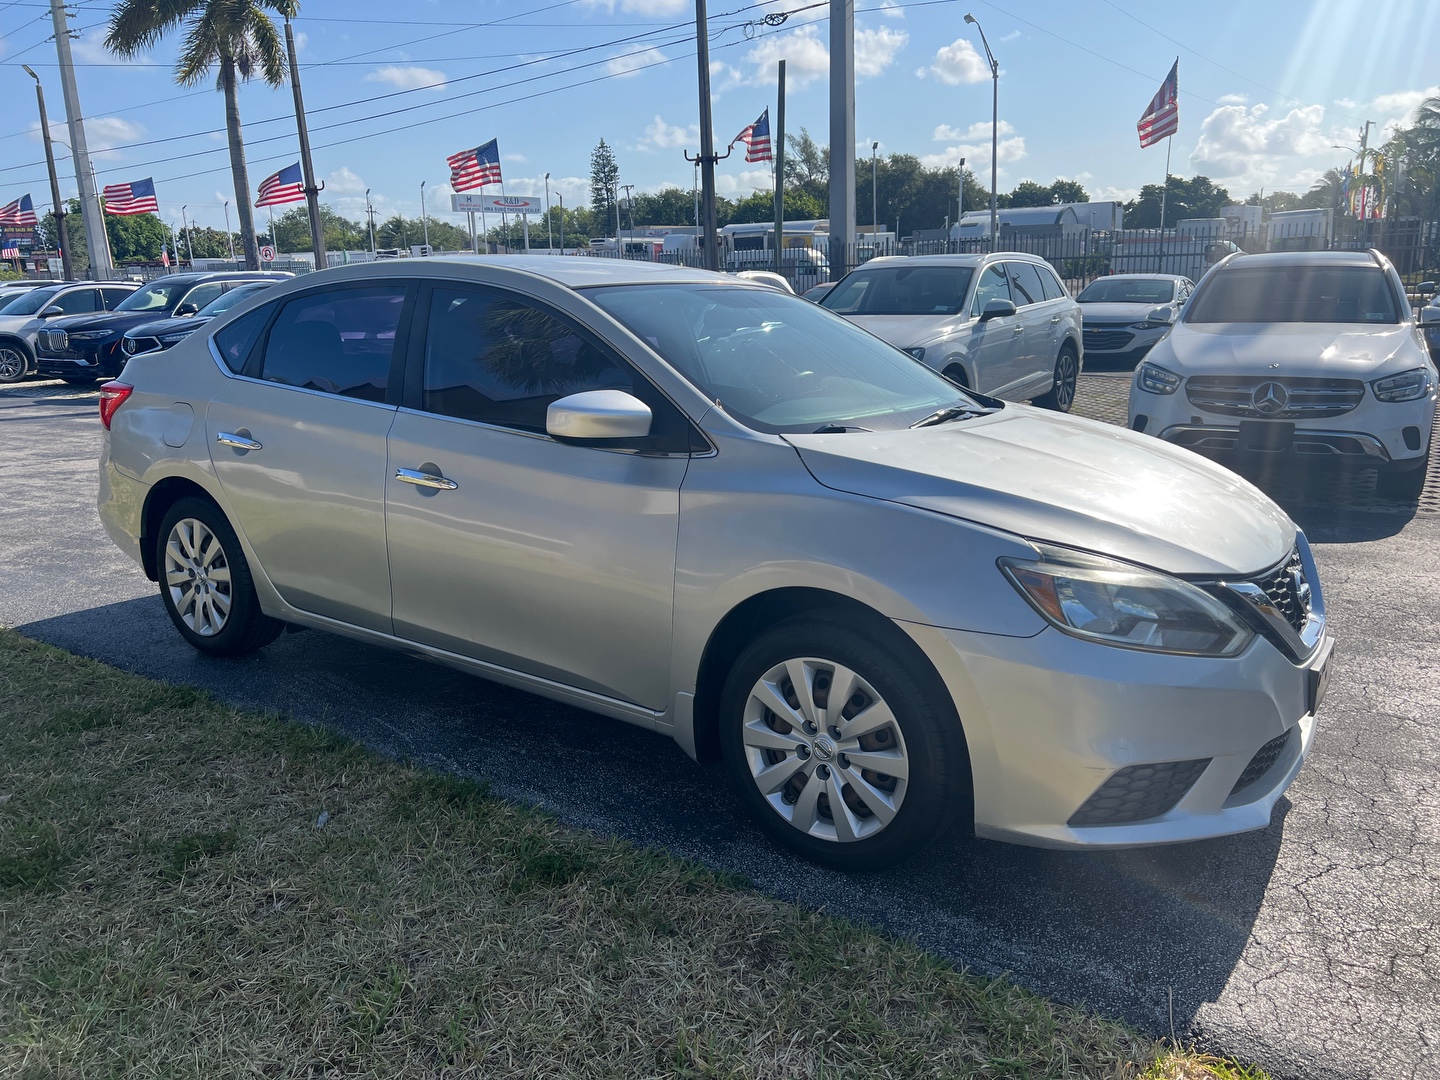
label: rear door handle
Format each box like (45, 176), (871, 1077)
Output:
(396, 467), (458, 491)
(1013, 323), (1025, 334)
(216, 432), (262, 450)
(1050, 314), (1062, 322)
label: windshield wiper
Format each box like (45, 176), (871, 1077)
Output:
(812, 423), (873, 433)
(909, 404), (984, 428)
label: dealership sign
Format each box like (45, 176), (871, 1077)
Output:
(451, 193), (542, 214)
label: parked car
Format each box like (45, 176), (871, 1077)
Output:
(822, 253), (1084, 410)
(733, 269), (794, 294)
(1418, 282), (1440, 362)
(802, 282), (836, 303)
(1075, 273), (1194, 368)
(121, 280), (281, 358)
(1128, 250), (1437, 501)
(99, 256), (1332, 869)
(34, 271), (291, 383)
(0, 281), (140, 384)
(0, 279), (66, 303)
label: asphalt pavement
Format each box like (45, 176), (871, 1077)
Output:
(1, 376), (1436, 1080)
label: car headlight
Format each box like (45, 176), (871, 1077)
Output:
(999, 546), (1253, 657)
(1136, 362), (1182, 395)
(158, 332), (190, 345)
(1129, 320), (1170, 330)
(1371, 368), (1435, 403)
(66, 330), (115, 343)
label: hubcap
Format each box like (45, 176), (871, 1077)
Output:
(163, 518), (233, 637)
(741, 657), (910, 843)
(1055, 352), (1076, 409)
(0, 348), (25, 381)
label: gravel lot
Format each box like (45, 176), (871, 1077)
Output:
(2, 374), (1436, 1080)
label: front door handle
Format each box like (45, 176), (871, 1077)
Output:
(1050, 314), (1063, 323)
(1013, 323), (1025, 334)
(216, 431), (262, 450)
(396, 467), (458, 491)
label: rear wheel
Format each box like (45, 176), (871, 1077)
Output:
(156, 497), (284, 656)
(0, 341), (31, 384)
(1034, 343), (1079, 412)
(719, 617), (969, 869)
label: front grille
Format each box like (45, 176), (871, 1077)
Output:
(1252, 549), (1307, 633)
(1084, 328), (1135, 351)
(1067, 758), (1211, 827)
(1185, 375), (1365, 419)
(37, 328), (68, 352)
(1229, 729), (1294, 797)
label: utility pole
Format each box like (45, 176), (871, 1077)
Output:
(89, 162), (115, 273)
(22, 65), (71, 280)
(621, 183), (635, 250)
(965, 13), (999, 250)
(365, 188), (376, 254)
(285, 15), (325, 271)
(420, 181), (429, 252)
(48, 0), (109, 277)
(545, 173), (553, 251)
(557, 191), (564, 253)
(181, 205), (194, 265)
(223, 200), (237, 262)
(773, 59), (786, 275)
(828, 0), (856, 275)
(686, 0), (725, 271)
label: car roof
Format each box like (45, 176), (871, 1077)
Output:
(1220, 250), (1384, 270)
(135, 271), (292, 286)
(855, 252), (1050, 269)
(314, 254), (746, 290)
(1085, 273), (1189, 282)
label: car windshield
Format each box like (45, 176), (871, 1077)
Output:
(113, 281), (184, 313)
(1185, 266), (1400, 324)
(196, 284), (271, 317)
(0, 285), (64, 315)
(1077, 278), (1176, 304)
(821, 265), (976, 316)
(586, 283), (979, 433)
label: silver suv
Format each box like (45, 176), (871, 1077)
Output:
(822, 253), (1083, 410)
(98, 257), (1331, 869)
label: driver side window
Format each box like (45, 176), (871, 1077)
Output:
(970, 264), (1011, 318)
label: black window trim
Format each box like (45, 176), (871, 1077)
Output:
(400, 279), (709, 455)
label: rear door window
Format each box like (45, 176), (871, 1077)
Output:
(1039, 266), (1068, 301)
(1007, 262), (1048, 307)
(212, 304), (276, 373)
(258, 286), (409, 401)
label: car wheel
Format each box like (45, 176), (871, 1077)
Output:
(0, 341), (31, 384)
(156, 497), (285, 657)
(1375, 454), (1430, 502)
(1034, 343), (1079, 412)
(718, 617), (969, 869)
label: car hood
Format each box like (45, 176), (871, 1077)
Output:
(843, 312), (968, 349)
(0, 314), (43, 333)
(45, 310), (173, 334)
(1079, 301), (1171, 324)
(128, 314), (211, 338)
(1160, 321), (1421, 377)
(783, 406), (1295, 576)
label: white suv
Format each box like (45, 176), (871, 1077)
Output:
(1128, 250), (1436, 500)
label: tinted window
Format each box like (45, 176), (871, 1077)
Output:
(101, 287), (136, 310)
(823, 265), (975, 316)
(1007, 262), (1047, 306)
(2, 285), (64, 315)
(970, 263), (1012, 316)
(1039, 266), (1067, 301)
(212, 304), (274, 373)
(49, 288), (99, 315)
(180, 282), (226, 312)
(589, 284), (979, 434)
(197, 283), (272, 317)
(422, 287), (635, 431)
(259, 286), (405, 400)
(1185, 266), (1400, 324)
(1076, 278), (1177, 304)
(114, 281), (183, 312)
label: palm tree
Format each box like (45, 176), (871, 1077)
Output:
(106, 0), (297, 270)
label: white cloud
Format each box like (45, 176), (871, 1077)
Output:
(606, 45), (668, 77)
(715, 168), (776, 197)
(635, 115), (699, 152)
(920, 136), (1027, 185)
(1189, 102), (1333, 190)
(999, 29), (1020, 43)
(582, 0), (687, 11)
(1089, 185), (1140, 203)
(1218, 93), (1248, 106)
(365, 65), (447, 92)
(879, 0), (905, 18)
(37, 116), (144, 158)
(740, 26), (829, 88)
(71, 30), (151, 65)
(1368, 84), (1439, 119)
(933, 120), (1014, 141)
(925, 37), (988, 85)
(855, 26), (908, 78)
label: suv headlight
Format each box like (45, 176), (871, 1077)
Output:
(1371, 368), (1435, 403)
(158, 332), (190, 345)
(999, 546), (1253, 657)
(66, 330), (115, 343)
(1136, 362), (1182, 395)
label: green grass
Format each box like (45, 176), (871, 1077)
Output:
(0, 629), (1268, 1078)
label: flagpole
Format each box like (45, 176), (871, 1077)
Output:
(1156, 135), (1172, 273)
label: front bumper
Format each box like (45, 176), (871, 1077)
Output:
(901, 615), (1329, 849)
(36, 338), (125, 379)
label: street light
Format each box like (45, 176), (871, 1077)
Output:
(21, 64), (72, 279)
(181, 204), (194, 265)
(871, 141), (879, 244)
(365, 188), (376, 254)
(556, 191), (564, 253)
(545, 172), (553, 253)
(964, 13), (999, 249)
(420, 180), (429, 253)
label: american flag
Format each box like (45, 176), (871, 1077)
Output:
(1, 247), (18, 259)
(733, 109), (772, 163)
(161, 245), (170, 268)
(256, 163), (305, 207)
(447, 139), (503, 191)
(102, 177), (160, 216)
(1137, 60), (1179, 149)
(0, 194), (37, 229)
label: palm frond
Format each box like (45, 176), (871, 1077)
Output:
(175, 2), (222, 85)
(105, 0), (205, 56)
(242, 3), (288, 87)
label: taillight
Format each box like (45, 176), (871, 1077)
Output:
(98, 381), (133, 430)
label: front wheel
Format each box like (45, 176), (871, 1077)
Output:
(0, 341), (31, 384)
(1034, 343), (1079, 412)
(1375, 454), (1429, 502)
(156, 497), (284, 656)
(719, 618), (969, 869)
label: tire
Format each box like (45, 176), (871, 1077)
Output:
(718, 617), (970, 870)
(156, 497), (284, 657)
(0, 340), (31, 384)
(1376, 454), (1429, 502)
(1034, 343), (1079, 412)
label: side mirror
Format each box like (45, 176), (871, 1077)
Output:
(1416, 281), (1436, 295)
(978, 298), (1017, 321)
(1146, 306), (1175, 325)
(174, 302), (199, 317)
(38, 307), (62, 317)
(1205, 242), (1229, 262)
(1419, 306), (1440, 326)
(546, 390), (652, 443)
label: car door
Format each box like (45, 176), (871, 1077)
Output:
(206, 281), (413, 634)
(963, 262), (1025, 395)
(1007, 261), (1064, 395)
(46, 286), (102, 317)
(384, 282), (692, 710)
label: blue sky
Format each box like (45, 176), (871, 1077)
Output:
(1, 0), (1437, 233)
